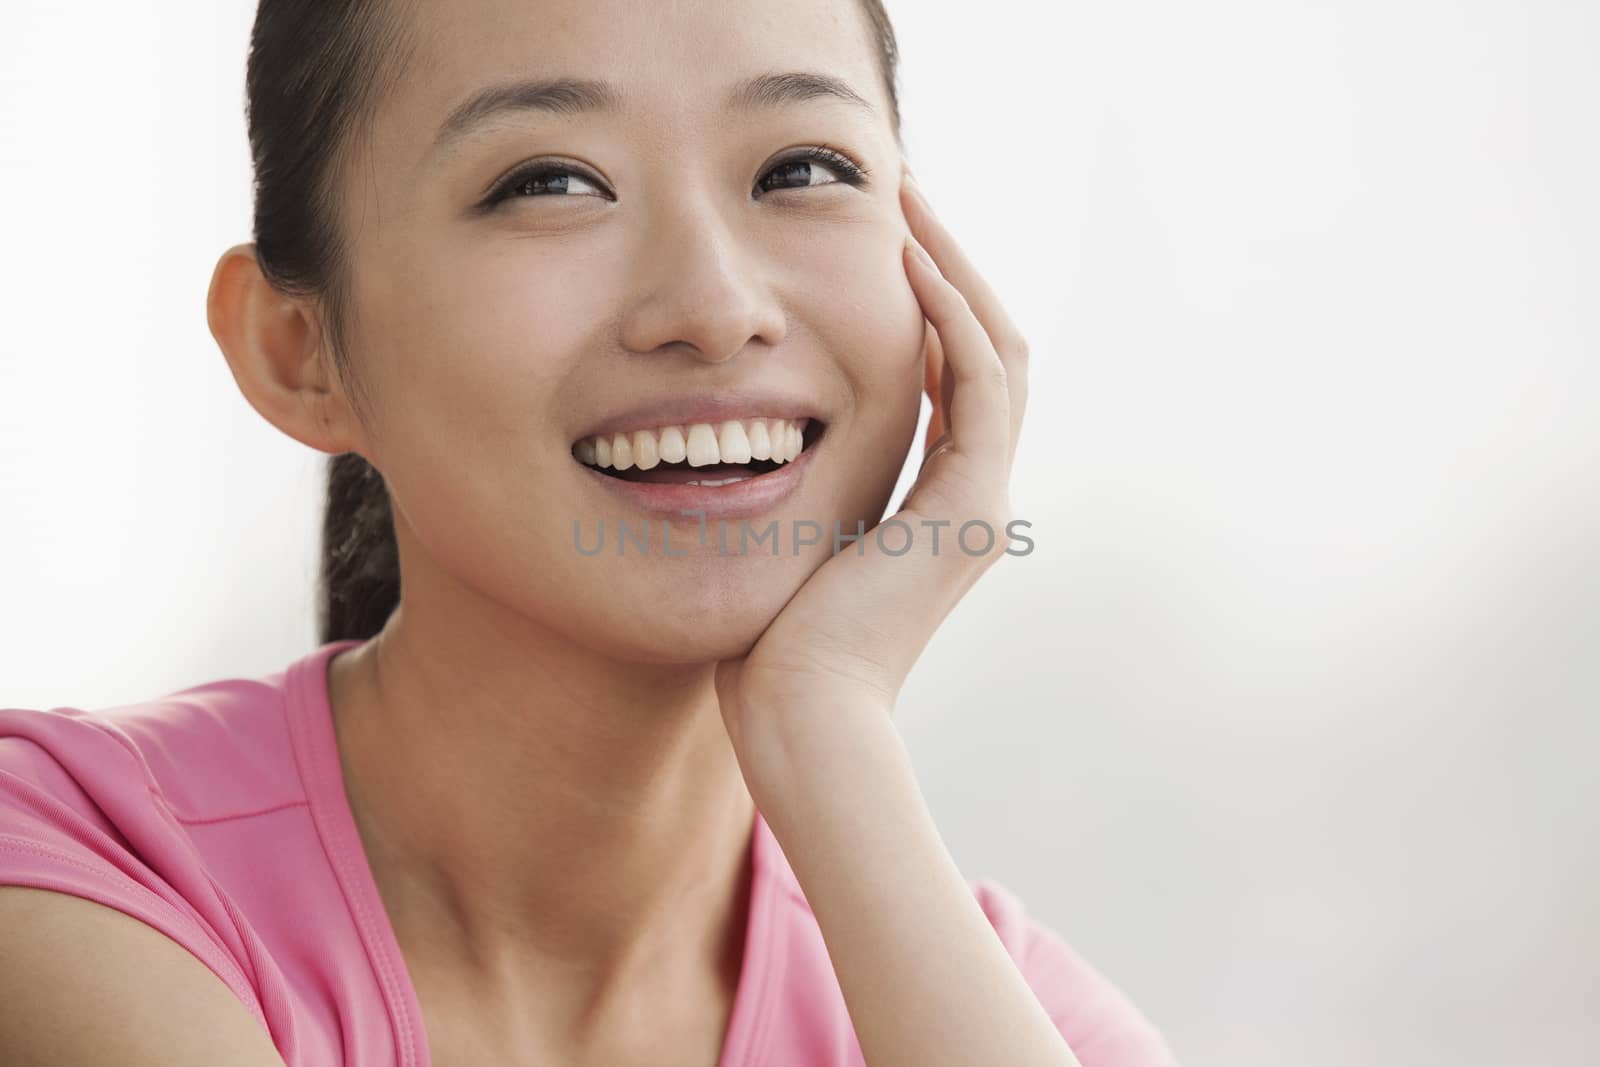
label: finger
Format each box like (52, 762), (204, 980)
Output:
(903, 233), (1011, 473)
(922, 321), (949, 455)
(937, 324), (956, 447)
(901, 177), (1029, 467)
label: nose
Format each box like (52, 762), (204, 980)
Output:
(618, 200), (787, 363)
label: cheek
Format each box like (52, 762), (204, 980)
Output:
(797, 235), (928, 462)
(351, 239), (600, 457)
(342, 242), (602, 589)
(826, 248), (926, 370)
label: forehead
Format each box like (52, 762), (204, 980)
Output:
(374, 0), (885, 161)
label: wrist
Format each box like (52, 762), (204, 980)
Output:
(737, 697), (915, 829)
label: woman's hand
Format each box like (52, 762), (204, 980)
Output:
(710, 173), (1081, 1067)
(714, 168), (1030, 793)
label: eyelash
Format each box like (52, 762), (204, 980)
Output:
(479, 145), (871, 209)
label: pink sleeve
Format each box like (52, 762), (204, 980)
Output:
(973, 877), (1182, 1067)
(0, 711), (268, 1030)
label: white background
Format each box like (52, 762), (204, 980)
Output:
(3, 2), (1597, 1064)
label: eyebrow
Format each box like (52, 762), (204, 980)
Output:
(429, 70), (875, 156)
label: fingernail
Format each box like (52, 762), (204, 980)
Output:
(905, 234), (937, 271)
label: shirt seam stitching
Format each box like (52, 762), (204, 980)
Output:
(172, 799), (309, 825)
(283, 643), (420, 1067)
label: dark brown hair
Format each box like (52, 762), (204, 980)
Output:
(242, 0), (903, 643)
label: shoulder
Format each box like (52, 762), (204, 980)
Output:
(969, 877), (1181, 1067)
(1, 642), (423, 1066)
(0, 676), (305, 1032)
(0, 885), (288, 1066)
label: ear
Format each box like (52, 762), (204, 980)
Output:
(205, 244), (368, 457)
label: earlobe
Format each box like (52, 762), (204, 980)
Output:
(205, 244), (363, 456)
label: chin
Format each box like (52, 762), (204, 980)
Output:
(581, 581), (799, 666)
(598, 624), (770, 668)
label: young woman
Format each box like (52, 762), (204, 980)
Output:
(0, 1), (1179, 1064)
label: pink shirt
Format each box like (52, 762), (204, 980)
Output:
(0, 638), (1179, 1066)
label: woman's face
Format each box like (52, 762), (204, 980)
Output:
(333, 0), (925, 664)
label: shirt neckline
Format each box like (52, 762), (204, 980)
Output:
(284, 637), (783, 1067)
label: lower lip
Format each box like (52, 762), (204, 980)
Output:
(578, 433), (822, 522)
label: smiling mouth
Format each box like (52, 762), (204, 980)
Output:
(573, 418), (828, 485)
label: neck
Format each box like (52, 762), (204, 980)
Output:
(326, 593), (757, 1014)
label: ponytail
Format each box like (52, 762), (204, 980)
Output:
(317, 452), (400, 643)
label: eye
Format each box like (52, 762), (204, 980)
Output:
(481, 160), (613, 208)
(754, 146), (870, 196)
(477, 145), (871, 212)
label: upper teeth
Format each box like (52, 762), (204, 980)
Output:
(574, 417), (810, 471)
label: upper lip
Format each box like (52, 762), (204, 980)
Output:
(571, 390), (827, 444)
